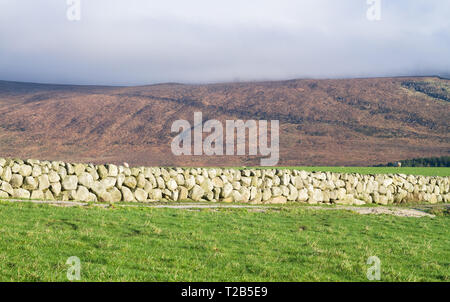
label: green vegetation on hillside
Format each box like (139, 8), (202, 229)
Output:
(402, 80), (450, 102)
(0, 201), (448, 281)
(377, 156), (450, 168)
(233, 167), (450, 177)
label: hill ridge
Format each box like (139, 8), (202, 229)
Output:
(0, 77), (448, 166)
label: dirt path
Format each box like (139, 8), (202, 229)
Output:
(1, 198), (441, 218)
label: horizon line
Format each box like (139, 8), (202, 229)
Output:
(0, 74), (448, 88)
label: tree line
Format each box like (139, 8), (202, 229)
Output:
(376, 156), (450, 167)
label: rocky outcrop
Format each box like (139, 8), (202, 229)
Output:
(0, 158), (448, 205)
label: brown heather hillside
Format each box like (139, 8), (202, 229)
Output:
(0, 77), (448, 166)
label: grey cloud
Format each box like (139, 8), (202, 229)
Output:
(0, 0), (449, 85)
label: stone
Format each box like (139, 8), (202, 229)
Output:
(322, 190), (331, 203)
(10, 174), (23, 188)
(1, 167), (12, 182)
(97, 165), (109, 179)
(137, 173), (146, 188)
(271, 187), (282, 197)
(66, 163), (75, 175)
(44, 190), (55, 201)
(297, 189), (309, 202)
(0, 190), (9, 198)
(51, 182), (62, 196)
(212, 177), (224, 188)
(337, 188), (346, 200)
(167, 179), (178, 191)
(353, 199), (366, 206)
(13, 188), (30, 199)
(134, 188), (148, 202)
(195, 175), (205, 185)
(191, 185), (205, 200)
(222, 183), (233, 198)
(141, 180), (152, 193)
(241, 177), (252, 186)
(32, 165), (42, 177)
(89, 169), (99, 181)
(376, 195), (388, 205)
(251, 189), (263, 204)
(1, 182), (13, 195)
(240, 187), (251, 203)
(11, 163), (20, 173)
(335, 180), (345, 188)
(101, 177), (116, 190)
(281, 185), (289, 197)
(231, 190), (243, 202)
(72, 164), (85, 176)
(131, 167), (141, 177)
(121, 187), (135, 202)
(108, 187), (122, 202)
(0, 159), (447, 206)
(287, 185), (298, 201)
(179, 186), (189, 200)
(123, 176), (137, 189)
(58, 166), (67, 179)
(23, 176), (38, 190)
(48, 171), (60, 183)
(262, 189), (272, 201)
(299, 170), (308, 179)
(91, 181), (106, 196)
(356, 182), (363, 194)
(62, 175), (78, 191)
(249, 187), (257, 200)
(107, 164), (118, 177)
(185, 175), (196, 190)
(150, 189), (163, 200)
(19, 165), (32, 177)
(429, 194), (438, 204)
(200, 179), (213, 193)
(335, 194), (354, 205)
(31, 190), (44, 200)
(270, 196), (287, 204)
(312, 189), (324, 203)
(379, 185), (388, 195)
(123, 167), (131, 176)
(444, 194), (450, 203)
(383, 178), (393, 187)
(208, 168), (217, 178)
(116, 174), (125, 189)
(98, 191), (112, 202)
(59, 190), (70, 201)
(38, 174), (50, 191)
(87, 193), (97, 202)
(171, 190), (180, 201)
(173, 174), (184, 186)
(76, 186), (90, 201)
(78, 172), (94, 188)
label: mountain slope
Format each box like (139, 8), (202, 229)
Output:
(0, 77), (448, 166)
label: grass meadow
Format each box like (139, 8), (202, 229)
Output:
(0, 201), (448, 282)
(241, 167), (450, 177)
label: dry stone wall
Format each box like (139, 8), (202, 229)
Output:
(0, 158), (449, 205)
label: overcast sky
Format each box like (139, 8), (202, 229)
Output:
(0, 0), (449, 85)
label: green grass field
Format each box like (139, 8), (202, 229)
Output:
(247, 167), (450, 177)
(0, 201), (448, 282)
